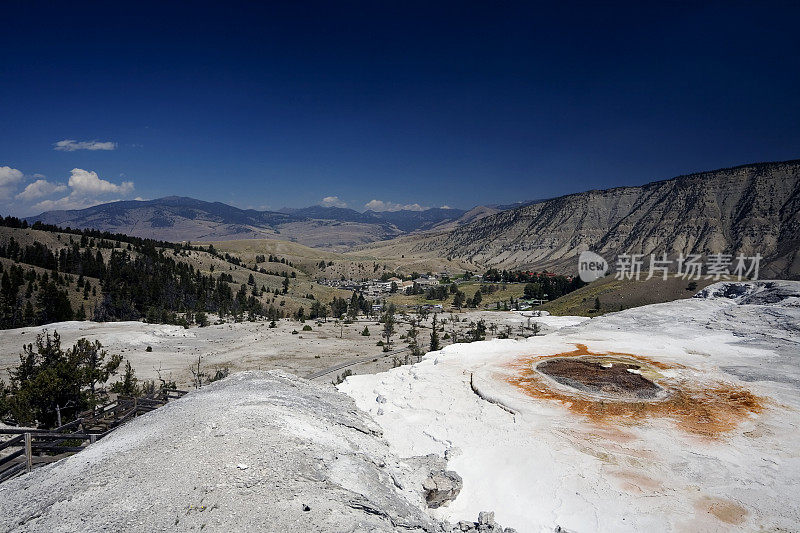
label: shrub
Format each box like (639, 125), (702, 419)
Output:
(332, 369), (353, 385)
(361, 326), (370, 336)
(145, 346), (153, 352)
(302, 324), (312, 331)
(207, 366), (230, 383)
(291, 330), (299, 335)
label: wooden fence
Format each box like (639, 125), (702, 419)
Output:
(0, 388), (187, 483)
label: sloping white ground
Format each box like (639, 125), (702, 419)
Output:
(0, 318), (391, 385)
(340, 281), (800, 532)
(0, 371), (445, 532)
(510, 312), (590, 331)
(0, 311), (536, 386)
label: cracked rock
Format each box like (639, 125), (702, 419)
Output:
(422, 470), (463, 508)
(450, 512), (514, 533)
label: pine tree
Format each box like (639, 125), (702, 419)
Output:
(401, 318), (419, 360)
(35, 281), (73, 324)
(430, 314), (440, 351)
(348, 291), (359, 320)
(381, 305), (396, 349)
(111, 360), (140, 396)
(453, 291), (465, 309)
(6, 332), (122, 426)
(73, 338), (123, 409)
(471, 289), (482, 308)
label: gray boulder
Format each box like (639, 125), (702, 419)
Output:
(423, 469), (463, 508)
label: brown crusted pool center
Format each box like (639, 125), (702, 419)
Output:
(536, 357), (663, 400)
(506, 344), (765, 438)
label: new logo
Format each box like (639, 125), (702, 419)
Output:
(578, 251), (608, 282)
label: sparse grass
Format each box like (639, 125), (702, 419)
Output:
(541, 274), (719, 316)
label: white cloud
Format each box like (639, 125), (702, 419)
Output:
(53, 139), (117, 152)
(28, 168), (134, 212)
(31, 196), (112, 212)
(0, 166), (25, 199)
(0, 166), (24, 187)
(0, 166), (136, 215)
(320, 196), (347, 208)
(440, 205), (452, 209)
(16, 179), (68, 201)
(364, 199), (427, 212)
(68, 168), (133, 195)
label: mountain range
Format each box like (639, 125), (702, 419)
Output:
(365, 159), (800, 278)
(30, 197), (470, 249)
(277, 204), (470, 232)
(27, 159), (800, 278)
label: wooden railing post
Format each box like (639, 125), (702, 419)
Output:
(24, 433), (32, 473)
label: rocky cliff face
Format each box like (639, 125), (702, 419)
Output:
(415, 160), (800, 278)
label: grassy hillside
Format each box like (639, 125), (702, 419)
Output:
(0, 220), (337, 326)
(0, 225), (294, 305)
(353, 232), (481, 273)
(0, 256), (105, 317)
(213, 238), (479, 283)
(541, 274), (718, 316)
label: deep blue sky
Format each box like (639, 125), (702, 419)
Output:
(1, 1), (799, 215)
